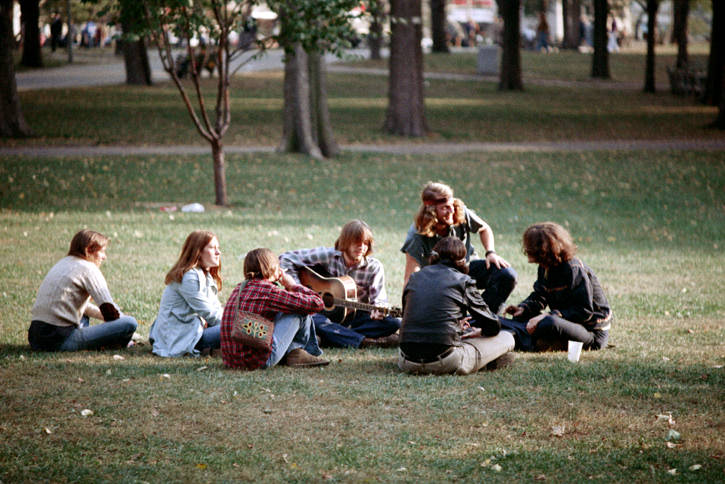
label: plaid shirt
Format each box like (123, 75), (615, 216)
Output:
(279, 247), (388, 305)
(221, 279), (323, 370)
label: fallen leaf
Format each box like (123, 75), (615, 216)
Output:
(666, 429), (681, 442)
(665, 442), (680, 449)
(196, 366), (208, 372)
(43, 427), (52, 434)
(478, 386), (485, 392)
(282, 454), (288, 464)
(656, 414), (676, 426)
(688, 464), (702, 471)
(687, 329), (694, 334)
(551, 425), (565, 437)
(105, 369), (111, 375)
(535, 474), (546, 481)
(667, 469), (678, 475)
(491, 464), (502, 472)
(263, 408), (273, 414)
(81, 409), (93, 417)
(113, 354), (125, 361)
(161, 374), (171, 379)
(396, 467), (407, 472)
(77, 377), (85, 383)
(196, 463), (207, 470)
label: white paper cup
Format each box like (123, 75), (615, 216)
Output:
(567, 341), (583, 363)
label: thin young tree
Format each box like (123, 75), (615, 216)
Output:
(367, 0), (385, 60)
(19, 0), (42, 67)
(384, 0), (428, 137)
(497, 0), (523, 90)
(591, 0), (609, 78)
(561, 0), (581, 50)
(704, 0), (724, 128)
(644, 0), (660, 93)
(430, 0), (449, 53)
(0, 0), (32, 137)
(119, 0), (267, 206)
(672, 0), (689, 69)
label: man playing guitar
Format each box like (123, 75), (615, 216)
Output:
(279, 220), (401, 348)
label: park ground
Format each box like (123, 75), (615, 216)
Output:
(0, 44), (723, 482)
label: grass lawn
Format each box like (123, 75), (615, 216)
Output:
(1, 149), (723, 482)
(4, 46), (722, 148)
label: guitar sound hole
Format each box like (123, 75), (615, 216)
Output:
(322, 293), (335, 310)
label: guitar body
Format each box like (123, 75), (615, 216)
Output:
(299, 266), (358, 324)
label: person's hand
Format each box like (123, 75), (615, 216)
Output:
(485, 251), (510, 269)
(370, 309), (384, 320)
(505, 305), (524, 318)
(277, 269), (297, 290)
(462, 326), (482, 339)
(200, 316), (208, 329)
(526, 314), (546, 335)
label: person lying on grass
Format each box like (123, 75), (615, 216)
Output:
(221, 248), (329, 370)
(503, 222), (612, 352)
(149, 230), (223, 357)
(28, 229), (138, 351)
(398, 237), (516, 375)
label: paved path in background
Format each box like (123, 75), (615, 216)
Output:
(3, 138), (724, 158)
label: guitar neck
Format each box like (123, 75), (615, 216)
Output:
(331, 297), (400, 317)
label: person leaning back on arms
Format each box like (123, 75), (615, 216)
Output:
(28, 229), (138, 351)
(401, 181), (517, 314)
(399, 237), (516, 375)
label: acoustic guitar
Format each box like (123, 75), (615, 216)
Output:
(298, 266), (403, 324)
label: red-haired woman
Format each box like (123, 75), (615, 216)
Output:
(149, 230), (223, 357)
(29, 230), (137, 351)
(504, 222), (611, 351)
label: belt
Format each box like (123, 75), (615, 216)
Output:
(400, 346), (455, 364)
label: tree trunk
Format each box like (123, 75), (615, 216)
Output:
(703, 0), (723, 107)
(644, 0), (659, 93)
(562, 0), (581, 49)
(279, 44), (323, 158)
(19, 0), (42, 67)
(0, 0), (32, 137)
(121, 18), (152, 85)
(384, 0), (428, 137)
(368, 0), (384, 60)
(211, 139), (228, 206)
(672, 0), (689, 69)
(591, 0), (609, 78)
(308, 52), (339, 157)
(430, 0), (449, 53)
(497, 0), (523, 90)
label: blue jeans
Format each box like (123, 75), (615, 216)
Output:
(264, 313), (323, 368)
(313, 311), (401, 348)
(194, 324), (221, 352)
(468, 260), (517, 314)
(58, 315), (137, 351)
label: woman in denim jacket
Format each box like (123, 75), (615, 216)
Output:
(150, 230), (223, 357)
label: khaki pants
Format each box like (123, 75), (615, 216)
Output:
(398, 331), (515, 375)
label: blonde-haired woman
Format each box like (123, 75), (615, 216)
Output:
(149, 230), (223, 357)
(29, 229), (137, 351)
(401, 181), (517, 314)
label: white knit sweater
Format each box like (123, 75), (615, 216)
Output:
(31, 256), (115, 328)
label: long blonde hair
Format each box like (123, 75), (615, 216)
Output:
(165, 230), (222, 289)
(414, 182), (466, 237)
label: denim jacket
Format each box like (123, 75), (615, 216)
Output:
(150, 268), (222, 357)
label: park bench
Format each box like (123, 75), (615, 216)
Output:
(666, 65), (706, 98)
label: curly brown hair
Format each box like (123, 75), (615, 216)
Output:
(522, 222), (577, 268)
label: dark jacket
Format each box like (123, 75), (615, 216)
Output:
(400, 261), (500, 348)
(519, 258), (611, 329)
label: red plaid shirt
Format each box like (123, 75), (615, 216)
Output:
(221, 279), (323, 370)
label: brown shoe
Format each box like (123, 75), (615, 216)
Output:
(284, 348), (330, 367)
(360, 333), (400, 348)
(485, 352), (516, 371)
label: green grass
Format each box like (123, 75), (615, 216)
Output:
(4, 46), (722, 148)
(1, 149), (724, 482)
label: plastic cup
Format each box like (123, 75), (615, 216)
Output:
(567, 340), (583, 363)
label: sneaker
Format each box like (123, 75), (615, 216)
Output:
(360, 333), (400, 348)
(284, 348), (330, 367)
(485, 352), (516, 371)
